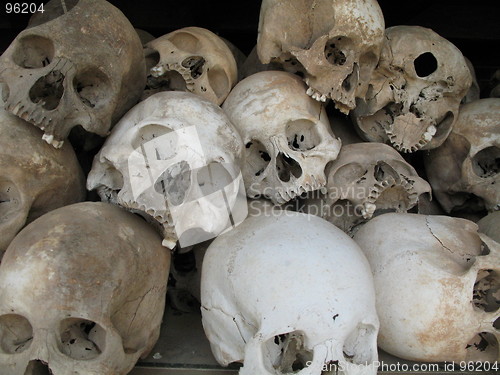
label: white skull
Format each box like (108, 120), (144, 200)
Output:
(354, 213), (500, 362)
(302, 142), (431, 233)
(0, 0), (146, 148)
(0, 202), (170, 375)
(424, 98), (500, 213)
(87, 91), (245, 249)
(257, 0), (385, 113)
(352, 26), (472, 153)
(145, 27), (238, 105)
(201, 212), (379, 375)
(0, 106), (85, 254)
(223, 71), (341, 205)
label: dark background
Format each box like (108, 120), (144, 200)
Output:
(1, 0), (499, 93)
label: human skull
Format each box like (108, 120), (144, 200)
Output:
(0, 106), (85, 254)
(0, 0), (146, 148)
(201, 212), (379, 375)
(257, 0), (385, 113)
(302, 142), (431, 234)
(354, 213), (500, 362)
(223, 71), (341, 205)
(87, 91), (246, 249)
(0, 202), (170, 375)
(144, 27), (238, 105)
(352, 26), (472, 153)
(424, 98), (500, 213)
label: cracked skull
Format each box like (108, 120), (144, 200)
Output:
(0, 202), (170, 375)
(257, 0), (385, 113)
(144, 26), (238, 105)
(302, 142), (431, 234)
(223, 71), (341, 205)
(0, 105), (85, 254)
(354, 213), (500, 362)
(0, 0), (146, 147)
(201, 212), (379, 375)
(424, 98), (500, 213)
(352, 26), (472, 153)
(87, 91), (245, 249)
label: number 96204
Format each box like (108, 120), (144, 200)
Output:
(6, 3), (45, 14)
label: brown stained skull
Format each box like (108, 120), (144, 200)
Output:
(0, 202), (170, 375)
(352, 26), (472, 153)
(257, 0), (385, 113)
(144, 27), (238, 105)
(0, 106), (85, 254)
(0, 0), (146, 148)
(424, 98), (500, 214)
(302, 142), (431, 234)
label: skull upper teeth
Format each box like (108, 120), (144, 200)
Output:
(151, 64), (167, 77)
(42, 133), (64, 148)
(306, 87), (328, 102)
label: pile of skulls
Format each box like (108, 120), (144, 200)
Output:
(0, 0), (498, 374)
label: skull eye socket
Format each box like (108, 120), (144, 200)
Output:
(73, 67), (112, 109)
(264, 332), (313, 373)
(472, 146), (500, 178)
(154, 160), (192, 206)
(466, 332), (499, 361)
(59, 318), (105, 360)
(472, 269), (499, 313)
(414, 52), (438, 78)
(286, 120), (321, 151)
(324, 37), (349, 66)
(12, 35), (54, 69)
(168, 32), (201, 54)
(0, 314), (33, 354)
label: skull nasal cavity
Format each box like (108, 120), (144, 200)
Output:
(277, 153), (302, 182)
(414, 52), (438, 77)
(29, 70), (64, 110)
(24, 360), (51, 375)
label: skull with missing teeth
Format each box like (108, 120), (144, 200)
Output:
(257, 0), (385, 113)
(352, 26), (472, 153)
(223, 71), (341, 205)
(302, 142), (431, 233)
(87, 91), (244, 249)
(145, 26), (238, 105)
(0, 0), (146, 147)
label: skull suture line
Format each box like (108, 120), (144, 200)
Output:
(201, 212), (379, 375)
(424, 98), (500, 214)
(352, 26), (472, 153)
(0, 106), (85, 254)
(0, 202), (170, 375)
(257, 0), (385, 113)
(87, 91), (245, 249)
(223, 71), (341, 205)
(354, 213), (500, 362)
(0, 0), (146, 148)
